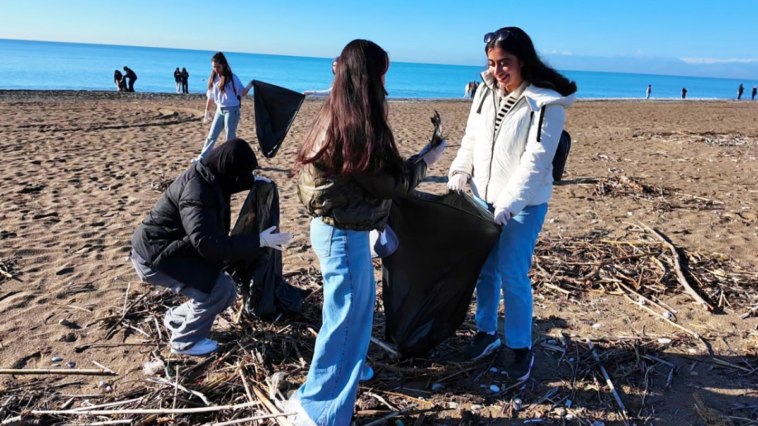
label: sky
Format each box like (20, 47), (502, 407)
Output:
(2, 0), (758, 77)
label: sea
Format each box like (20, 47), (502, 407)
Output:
(0, 39), (753, 100)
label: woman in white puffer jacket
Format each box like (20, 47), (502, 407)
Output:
(447, 26), (577, 381)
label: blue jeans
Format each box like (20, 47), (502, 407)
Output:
(199, 106), (240, 159)
(473, 199), (548, 349)
(290, 218), (375, 426)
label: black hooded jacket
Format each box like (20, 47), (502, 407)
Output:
(131, 139), (261, 293)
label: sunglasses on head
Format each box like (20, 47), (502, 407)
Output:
(483, 29), (517, 44)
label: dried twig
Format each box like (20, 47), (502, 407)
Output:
(586, 340), (629, 424)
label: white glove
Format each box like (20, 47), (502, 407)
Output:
(203, 111), (211, 124)
(254, 175), (272, 183)
(447, 173), (469, 192)
(260, 226), (293, 251)
(422, 139), (447, 165)
(494, 208), (514, 226)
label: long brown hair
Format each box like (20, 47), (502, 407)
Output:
(295, 40), (404, 177)
(207, 52), (234, 94)
(485, 27), (577, 97)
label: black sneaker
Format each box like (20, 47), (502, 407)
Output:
(506, 347), (534, 381)
(464, 332), (501, 360)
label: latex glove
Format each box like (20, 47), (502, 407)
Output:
(260, 226), (293, 251)
(494, 208), (514, 226)
(447, 173), (469, 192)
(422, 139), (447, 165)
(202, 110), (211, 124)
(254, 175), (272, 183)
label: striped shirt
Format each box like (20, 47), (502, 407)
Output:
(493, 82), (527, 137)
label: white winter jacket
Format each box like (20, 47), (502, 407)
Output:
(449, 71), (575, 215)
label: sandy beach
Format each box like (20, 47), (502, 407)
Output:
(1, 91), (757, 424)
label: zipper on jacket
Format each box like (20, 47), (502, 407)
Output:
(483, 94), (526, 201)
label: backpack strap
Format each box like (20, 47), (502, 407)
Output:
(476, 89), (490, 114)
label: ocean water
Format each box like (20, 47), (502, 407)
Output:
(0, 39), (754, 100)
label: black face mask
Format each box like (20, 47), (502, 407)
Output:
(204, 138), (259, 193)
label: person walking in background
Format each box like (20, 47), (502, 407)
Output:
(113, 70), (127, 92)
(197, 52), (253, 161)
(181, 67), (190, 94)
(752, 85), (757, 101)
(471, 81), (479, 98)
(123, 66), (138, 92)
(738, 83), (744, 100)
(464, 82), (472, 98)
(303, 58), (339, 98)
(286, 39), (446, 426)
(174, 67), (182, 93)
(646, 84), (652, 99)
(682, 88), (687, 99)
(447, 26), (576, 381)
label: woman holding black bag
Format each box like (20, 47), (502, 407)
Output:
(447, 26), (576, 381)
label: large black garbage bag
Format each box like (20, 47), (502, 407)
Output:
(382, 191), (501, 357)
(252, 80), (305, 159)
(226, 180), (304, 318)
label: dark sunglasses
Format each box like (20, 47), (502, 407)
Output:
(483, 29), (517, 44)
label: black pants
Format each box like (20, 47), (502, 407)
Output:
(182, 81), (188, 94)
(126, 77), (137, 92)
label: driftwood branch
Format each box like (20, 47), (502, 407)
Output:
(0, 369), (115, 376)
(587, 340), (629, 425)
(637, 223), (715, 312)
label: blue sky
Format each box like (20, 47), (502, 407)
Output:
(2, 0), (758, 77)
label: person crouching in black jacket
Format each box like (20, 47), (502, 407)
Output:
(130, 139), (292, 356)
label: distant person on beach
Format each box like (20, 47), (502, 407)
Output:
(471, 81), (479, 97)
(130, 139), (292, 356)
(197, 52), (253, 161)
(113, 70), (126, 92)
(287, 39), (446, 426)
(174, 68), (182, 93)
(181, 67), (189, 94)
(447, 26), (576, 381)
(303, 57), (338, 97)
(682, 88), (687, 99)
(753, 85), (757, 101)
(738, 83), (744, 100)
(646, 84), (652, 99)
(464, 82), (471, 98)
(123, 66), (138, 92)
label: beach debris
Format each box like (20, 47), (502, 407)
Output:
(565, 413), (575, 421)
(471, 404), (483, 410)
(142, 359), (165, 377)
(431, 383), (444, 391)
(51, 357), (63, 362)
(658, 338), (672, 344)
(66, 362), (76, 368)
(489, 367), (498, 373)
(592, 323), (602, 329)
(489, 385), (500, 393)
(512, 398), (522, 411)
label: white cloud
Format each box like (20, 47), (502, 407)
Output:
(680, 57), (758, 64)
(561, 51), (572, 56)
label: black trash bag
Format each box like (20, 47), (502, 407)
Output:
(252, 80), (306, 159)
(226, 180), (304, 318)
(382, 191), (501, 357)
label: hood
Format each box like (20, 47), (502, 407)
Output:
(480, 71), (575, 111)
(201, 138), (259, 193)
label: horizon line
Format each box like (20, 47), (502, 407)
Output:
(1, 37), (753, 83)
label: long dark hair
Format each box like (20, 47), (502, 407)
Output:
(208, 52), (234, 94)
(114, 70), (123, 80)
(294, 39), (404, 177)
(486, 27), (577, 97)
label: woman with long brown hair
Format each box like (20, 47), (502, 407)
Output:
(284, 39), (446, 426)
(196, 52), (253, 161)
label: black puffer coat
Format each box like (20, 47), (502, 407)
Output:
(131, 139), (262, 293)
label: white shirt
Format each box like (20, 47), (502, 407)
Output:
(206, 74), (245, 108)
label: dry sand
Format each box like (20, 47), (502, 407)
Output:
(0, 91), (757, 424)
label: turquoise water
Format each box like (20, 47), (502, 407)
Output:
(0, 39), (753, 99)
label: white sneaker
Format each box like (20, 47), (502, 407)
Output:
(171, 338), (218, 356)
